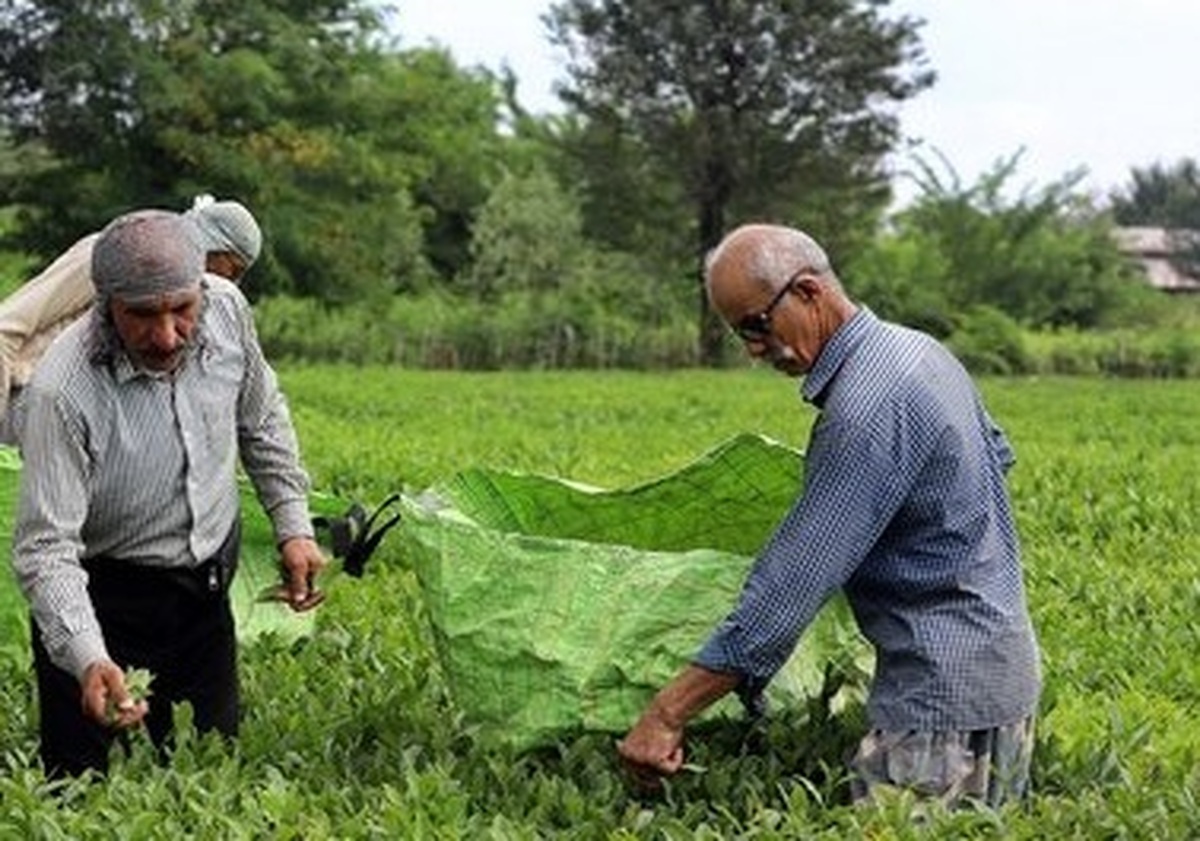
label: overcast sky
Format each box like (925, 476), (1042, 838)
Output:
(391, 1), (1198, 205)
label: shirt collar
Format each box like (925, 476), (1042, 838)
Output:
(801, 306), (878, 406)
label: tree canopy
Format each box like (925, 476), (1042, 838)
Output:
(0, 1), (1176, 372)
(544, 0), (935, 362)
(1110, 158), (1200, 230)
(0, 0), (506, 302)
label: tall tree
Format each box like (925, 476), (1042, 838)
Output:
(1110, 159), (1200, 278)
(545, 0), (934, 363)
(0, 0), (507, 302)
(1110, 158), (1200, 229)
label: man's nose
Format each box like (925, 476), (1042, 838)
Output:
(149, 315), (179, 350)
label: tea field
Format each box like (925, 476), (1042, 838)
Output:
(1, 368), (1198, 838)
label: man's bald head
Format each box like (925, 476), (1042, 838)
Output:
(705, 224), (836, 316)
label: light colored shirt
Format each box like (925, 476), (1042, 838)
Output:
(696, 309), (1041, 731)
(12, 275), (314, 679)
(0, 232), (99, 417)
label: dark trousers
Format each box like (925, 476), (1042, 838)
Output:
(33, 524), (241, 778)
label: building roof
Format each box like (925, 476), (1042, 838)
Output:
(1112, 226), (1200, 292)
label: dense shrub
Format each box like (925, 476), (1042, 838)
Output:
(254, 290), (1200, 378)
(255, 292), (698, 369)
(1024, 328), (1200, 378)
(848, 154), (1163, 334)
(946, 305), (1031, 374)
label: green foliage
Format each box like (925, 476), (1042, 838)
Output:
(462, 167), (586, 300)
(0, 1), (510, 304)
(850, 151), (1160, 338)
(250, 285), (1200, 378)
(5, 0), (1185, 368)
(254, 265), (698, 371)
(841, 229), (956, 337)
(545, 0), (935, 362)
(3, 371), (1200, 835)
(0, 205), (35, 296)
(946, 306), (1030, 375)
(532, 112), (694, 286)
(1024, 327), (1200, 378)
(358, 47), (510, 284)
(1110, 157), (1200, 229)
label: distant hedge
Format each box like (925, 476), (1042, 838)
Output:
(254, 292), (1200, 378)
(254, 293), (700, 370)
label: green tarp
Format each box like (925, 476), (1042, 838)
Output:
(399, 433), (867, 751)
(1, 434), (869, 752)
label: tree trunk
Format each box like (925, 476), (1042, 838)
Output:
(696, 164), (730, 366)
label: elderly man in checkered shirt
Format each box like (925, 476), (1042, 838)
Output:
(618, 223), (1042, 809)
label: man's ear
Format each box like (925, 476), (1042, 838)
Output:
(793, 275), (820, 301)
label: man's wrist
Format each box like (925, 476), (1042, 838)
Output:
(270, 498), (314, 545)
(650, 694), (687, 731)
(67, 639), (112, 683)
(650, 665), (741, 730)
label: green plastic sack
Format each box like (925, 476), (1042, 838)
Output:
(400, 433), (868, 751)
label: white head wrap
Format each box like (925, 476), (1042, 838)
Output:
(185, 194), (262, 265)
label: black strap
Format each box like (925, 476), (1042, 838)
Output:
(312, 493), (402, 578)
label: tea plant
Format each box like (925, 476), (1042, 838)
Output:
(1, 370), (1198, 837)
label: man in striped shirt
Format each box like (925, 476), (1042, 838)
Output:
(12, 209), (325, 777)
(618, 224), (1041, 808)
(0, 194), (261, 442)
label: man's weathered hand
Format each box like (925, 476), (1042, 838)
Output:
(81, 660), (149, 729)
(617, 704), (686, 792)
(279, 536), (328, 611)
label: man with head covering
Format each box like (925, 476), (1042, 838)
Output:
(11, 209), (325, 778)
(0, 195), (262, 440)
(617, 223), (1041, 809)
(185, 193), (262, 281)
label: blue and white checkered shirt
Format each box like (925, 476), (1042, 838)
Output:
(696, 309), (1041, 731)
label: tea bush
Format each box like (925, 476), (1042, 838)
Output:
(1, 370), (1198, 837)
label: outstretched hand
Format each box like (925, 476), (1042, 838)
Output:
(81, 660), (149, 729)
(617, 705), (686, 792)
(278, 536), (328, 611)
(616, 665), (740, 793)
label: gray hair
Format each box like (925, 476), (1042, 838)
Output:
(185, 194), (262, 265)
(91, 210), (205, 303)
(706, 223), (843, 295)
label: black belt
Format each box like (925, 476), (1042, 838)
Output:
(81, 519), (241, 601)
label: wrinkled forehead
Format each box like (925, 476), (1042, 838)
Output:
(706, 240), (773, 313)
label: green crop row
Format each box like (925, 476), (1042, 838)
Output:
(0, 370), (1197, 838)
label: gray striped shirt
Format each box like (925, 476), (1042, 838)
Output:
(696, 309), (1041, 731)
(13, 275), (313, 678)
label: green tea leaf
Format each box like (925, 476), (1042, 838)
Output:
(124, 666), (155, 702)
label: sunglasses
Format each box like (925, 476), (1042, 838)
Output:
(732, 269), (810, 342)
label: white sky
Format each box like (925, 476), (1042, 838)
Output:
(390, 1), (1198, 205)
